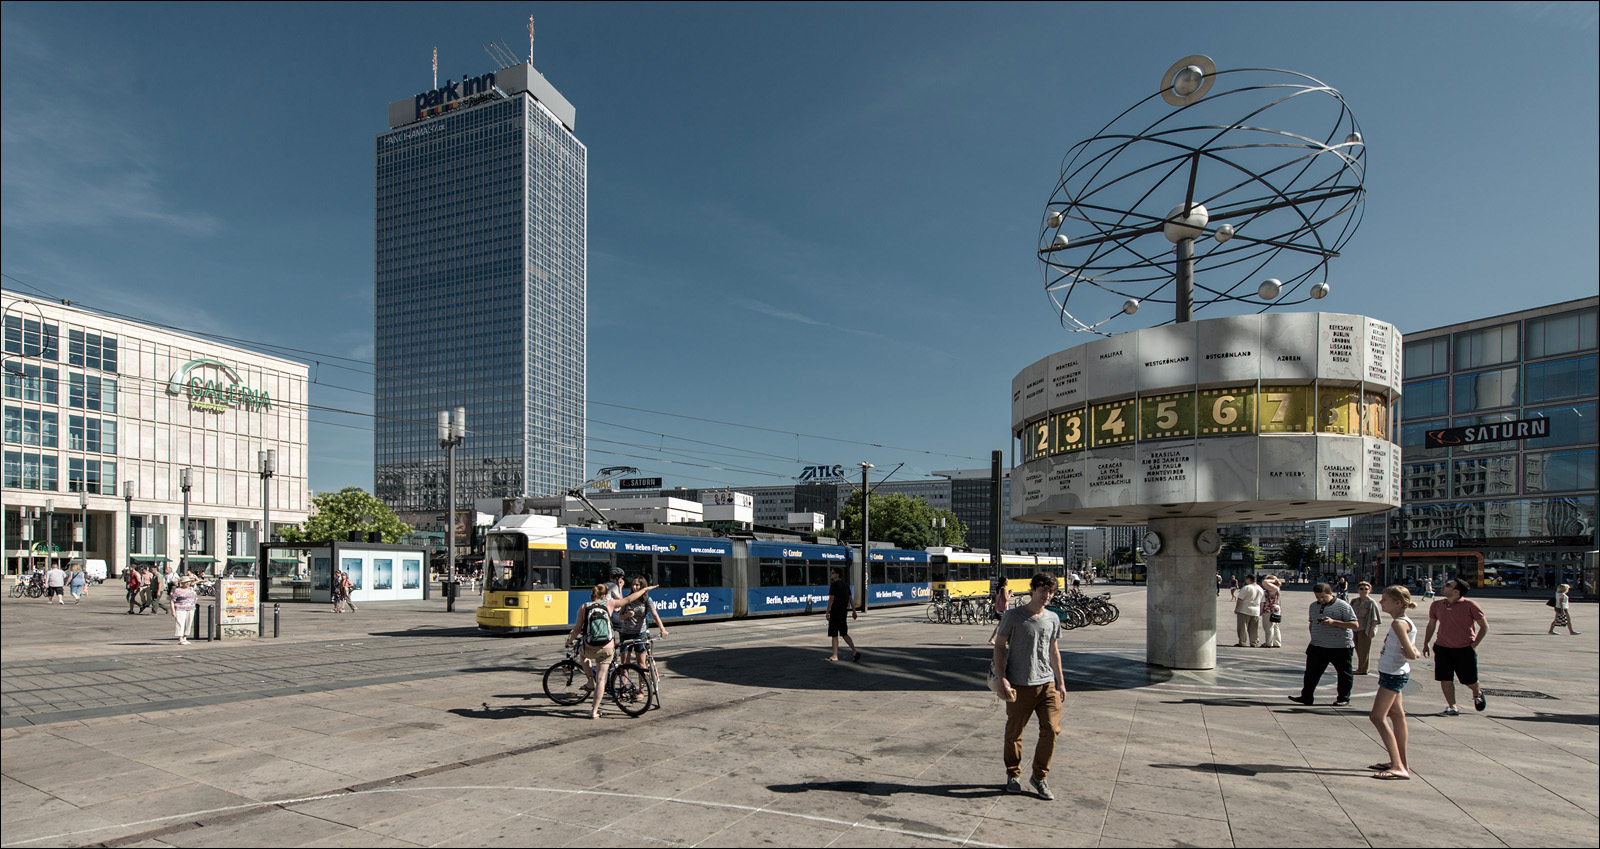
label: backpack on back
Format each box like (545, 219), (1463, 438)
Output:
(583, 602), (612, 646)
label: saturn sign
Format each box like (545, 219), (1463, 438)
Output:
(167, 358), (272, 413)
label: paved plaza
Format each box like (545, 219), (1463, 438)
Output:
(1, 584), (1595, 848)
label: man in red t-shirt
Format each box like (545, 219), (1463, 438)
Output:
(1422, 578), (1489, 716)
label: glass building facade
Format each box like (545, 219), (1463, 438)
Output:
(1354, 297), (1597, 590)
(374, 68), (586, 512)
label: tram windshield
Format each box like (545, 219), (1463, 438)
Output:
(486, 535), (562, 592)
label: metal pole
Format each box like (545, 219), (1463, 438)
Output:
(46, 500), (54, 571)
(79, 493), (88, 563)
(125, 483), (134, 580)
(1175, 237), (1194, 323)
(859, 462), (872, 612)
(180, 469), (191, 578)
(447, 438), (457, 612)
(273, 603), (280, 638)
(990, 450), (1002, 588)
(259, 450), (274, 603)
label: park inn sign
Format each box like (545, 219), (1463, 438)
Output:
(167, 358), (272, 414)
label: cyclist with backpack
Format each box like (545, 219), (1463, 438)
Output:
(566, 581), (657, 720)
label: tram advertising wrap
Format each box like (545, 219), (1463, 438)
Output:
(868, 548), (932, 605)
(746, 541), (849, 615)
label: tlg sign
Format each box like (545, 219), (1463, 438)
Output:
(799, 464), (847, 482)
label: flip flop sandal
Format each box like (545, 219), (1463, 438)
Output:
(1368, 763), (1392, 771)
(1372, 771), (1410, 780)
(853, 652), (862, 663)
(823, 657), (839, 662)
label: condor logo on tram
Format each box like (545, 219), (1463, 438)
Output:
(577, 537), (617, 551)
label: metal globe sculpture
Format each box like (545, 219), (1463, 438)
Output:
(1038, 55), (1366, 334)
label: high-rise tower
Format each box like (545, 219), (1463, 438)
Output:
(374, 63), (586, 512)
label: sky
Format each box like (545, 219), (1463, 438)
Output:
(2, 1), (1597, 498)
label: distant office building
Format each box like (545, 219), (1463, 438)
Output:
(2, 297), (310, 576)
(374, 61), (586, 512)
(1353, 297), (1597, 588)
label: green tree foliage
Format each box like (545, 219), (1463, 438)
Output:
(1278, 537), (1323, 572)
(1220, 533), (1263, 567)
(278, 487), (413, 545)
(836, 490), (966, 549)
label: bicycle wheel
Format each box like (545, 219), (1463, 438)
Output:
(609, 662), (654, 717)
(26, 585), (42, 598)
(925, 602), (940, 623)
(543, 659), (588, 705)
(8, 584), (22, 598)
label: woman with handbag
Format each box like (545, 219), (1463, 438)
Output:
(1260, 576), (1283, 648)
(1547, 584), (1578, 635)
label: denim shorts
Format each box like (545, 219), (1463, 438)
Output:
(1377, 671), (1410, 693)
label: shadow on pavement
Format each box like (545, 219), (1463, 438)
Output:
(666, 646), (1171, 692)
(449, 701), (591, 721)
(768, 779), (1002, 800)
(1497, 712), (1599, 726)
(1153, 762), (1363, 777)
(370, 626), (485, 638)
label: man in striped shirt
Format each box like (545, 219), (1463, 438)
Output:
(1286, 583), (1359, 707)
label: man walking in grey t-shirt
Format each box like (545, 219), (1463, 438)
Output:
(993, 572), (1066, 801)
(1287, 582), (1359, 707)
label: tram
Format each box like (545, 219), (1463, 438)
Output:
(476, 515), (932, 635)
(927, 547), (1065, 597)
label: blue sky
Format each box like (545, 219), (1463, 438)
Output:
(3, 2), (1596, 496)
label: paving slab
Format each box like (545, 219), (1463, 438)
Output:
(1, 587), (1594, 848)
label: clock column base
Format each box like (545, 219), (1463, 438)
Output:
(1145, 516), (1219, 670)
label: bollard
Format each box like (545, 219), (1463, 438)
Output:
(274, 603), (280, 638)
(206, 604), (214, 642)
(192, 604), (202, 641)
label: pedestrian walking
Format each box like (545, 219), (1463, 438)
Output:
(171, 576), (198, 645)
(1260, 575), (1283, 648)
(332, 569), (349, 613)
(1233, 574), (1264, 647)
(824, 567), (860, 662)
(1547, 583), (1578, 636)
(1216, 573), (1223, 596)
(44, 563), (67, 604)
(1351, 581), (1381, 674)
(1368, 585), (1421, 781)
(1422, 578), (1489, 716)
(1229, 575), (1239, 599)
(1423, 577), (1435, 601)
(1287, 582), (1358, 707)
(125, 566), (143, 614)
(67, 564), (87, 604)
(993, 572), (1065, 801)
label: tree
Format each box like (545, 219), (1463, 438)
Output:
(278, 487), (413, 545)
(1220, 533), (1262, 568)
(836, 490), (966, 549)
(1278, 537), (1323, 574)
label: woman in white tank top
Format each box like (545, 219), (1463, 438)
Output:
(1368, 586), (1421, 780)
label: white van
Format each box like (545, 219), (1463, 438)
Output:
(72, 559), (108, 584)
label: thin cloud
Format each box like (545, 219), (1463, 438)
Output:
(737, 297), (886, 340)
(0, 24), (221, 238)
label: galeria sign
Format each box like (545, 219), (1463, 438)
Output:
(167, 358), (272, 413)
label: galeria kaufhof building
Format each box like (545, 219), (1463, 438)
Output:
(2, 296), (310, 575)
(1353, 296), (1597, 587)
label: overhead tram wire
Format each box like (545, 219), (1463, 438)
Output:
(1, 275), (985, 461)
(94, 372), (799, 483)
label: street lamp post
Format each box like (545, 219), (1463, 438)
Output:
(45, 499), (54, 571)
(124, 480), (134, 578)
(258, 449), (275, 599)
(179, 468), (192, 578)
(438, 408), (465, 612)
(78, 491), (88, 561)
(858, 461), (873, 612)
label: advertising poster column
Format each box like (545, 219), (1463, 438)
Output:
(219, 578), (260, 640)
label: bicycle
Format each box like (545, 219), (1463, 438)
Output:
(542, 641), (654, 717)
(619, 633), (665, 711)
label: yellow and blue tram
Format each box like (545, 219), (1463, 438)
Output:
(927, 547), (1065, 597)
(476, 516), (934, 634)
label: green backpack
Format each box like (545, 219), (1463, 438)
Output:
(583, 602), (612, 646)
